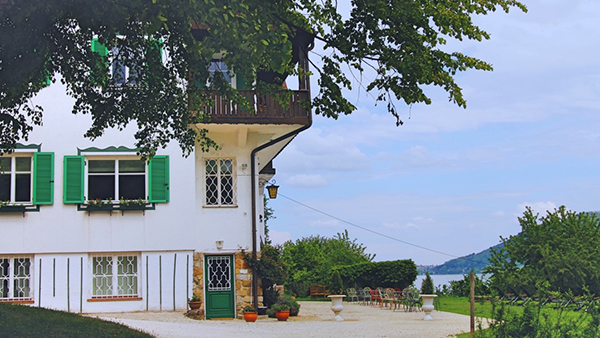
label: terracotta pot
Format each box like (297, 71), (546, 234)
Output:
(188, 301), (202, 310)
(275, 310), (290, 321)
(244, 312), (258, 322)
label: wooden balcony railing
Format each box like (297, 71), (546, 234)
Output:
(196, 90), (311, 125)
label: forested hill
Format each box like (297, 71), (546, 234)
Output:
(418, 243), (504, 275)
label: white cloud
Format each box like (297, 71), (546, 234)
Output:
(285, 174), (328, 188)
(309, 219), (341, 228)
(515, 201), (559, 218)
(268, 230), (291, 245)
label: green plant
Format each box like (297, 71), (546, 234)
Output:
(280, 294), (300, 316)
(243, 244), (285, 307)
(189, 294), (200, 302)
(330, 269), (343, 295)
(421, 272), (434, 294)
(243, 305), (256, 313)
(119, 197), (147, 206)
(87, 197), (112, 206)
(272, 303), (290, 312)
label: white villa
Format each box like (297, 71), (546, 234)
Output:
(0, 27), (313, 319)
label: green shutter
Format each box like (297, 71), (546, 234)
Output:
(63, 156), (85, 204)
(91, 38), (108, 57)
(33, 152), (54, 205)
(236, 74), (251, 90)
(148, 155), (169, 203)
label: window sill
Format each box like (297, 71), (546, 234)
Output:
(77, 203), (156, 215)
(0, 298), (34, 304)
(88, 296), (143, 302)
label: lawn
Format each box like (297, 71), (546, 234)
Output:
(0, 303), (153, 338)
(438, 296), (598, 338)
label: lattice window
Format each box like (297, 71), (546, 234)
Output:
(205, 158), (236, 206)
(0, 257), (32, 300)
(207, 256), (231, 292)
(92, 255), (138, 298)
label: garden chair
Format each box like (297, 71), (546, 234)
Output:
(402, 288), (421, 312)
(362, 287), (372, 305)
(370, 288), (382, 307)
(380, 288), (395, 309)
(346, 287), (359, 303)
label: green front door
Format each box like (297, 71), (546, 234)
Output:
(205, 255), (235, 319)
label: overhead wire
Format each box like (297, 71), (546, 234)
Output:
(278, 193), (490, 265)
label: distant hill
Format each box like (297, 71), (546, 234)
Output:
(418, 242), (504, 275)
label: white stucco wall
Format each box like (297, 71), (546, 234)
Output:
(1, 81), (288, 312)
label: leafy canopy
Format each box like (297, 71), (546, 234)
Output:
(0, 0), (526, 156)
(485, 207), (600, 296)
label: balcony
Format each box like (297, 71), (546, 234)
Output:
(196, 90), (311, 126)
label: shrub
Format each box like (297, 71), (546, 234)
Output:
(279, 294), (300, 316)
(336, 259), (417, 289)
(330, 269), (343, 295)
(421, 272), (434, 294)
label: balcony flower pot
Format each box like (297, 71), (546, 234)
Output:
(419, 294), (437, 320)
(118, 203), (147, 211)
(0, 205), (27, 213)
(86, 204), (114, 211)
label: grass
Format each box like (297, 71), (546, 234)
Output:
(438, 296), (597, 338)
(0, 303), (153, 338)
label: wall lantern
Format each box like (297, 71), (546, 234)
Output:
(266, 183), (279, 199)
(216, 240), (224, 250)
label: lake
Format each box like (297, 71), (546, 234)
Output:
(415, 274), (486, 289)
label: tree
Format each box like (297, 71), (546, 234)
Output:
(485, 207), (600, 296)
(282, 230), (374, 296)
(0, 0), (526, 156)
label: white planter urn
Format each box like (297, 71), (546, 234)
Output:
(328, 295), (346, 321)
(419, 294), (437, 320)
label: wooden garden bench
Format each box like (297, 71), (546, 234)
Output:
(309, 285), (330, 298)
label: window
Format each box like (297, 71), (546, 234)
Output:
(0, 257), (32, 300)
(91, 38), (162, 86)
(91, 254), (138, 298)
(205, 158), (236, 206)
(63, 155), (169, 204)
(209, 60), (232, 85)
(0, 153), (54, 205)
(88, 159), (146, 200)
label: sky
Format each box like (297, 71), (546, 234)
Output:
(266, 0), (600, 266)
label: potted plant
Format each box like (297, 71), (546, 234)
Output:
(188, 295), (202, 310)
(243, 305), (258, 322)
(419, 271), (437, 320)
(86, 198), (113, 211)
(119, 197), (148, 210)
(272, 303), (290, 321)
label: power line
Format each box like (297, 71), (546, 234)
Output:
(278, 193), (489, 265)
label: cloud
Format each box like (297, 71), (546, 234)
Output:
(285, 174), (328, 188)
(268, 230), (291, 245)
(309, 219), (341, 228)
(275, 127), (371, 175)
(515, 201), (559, 218)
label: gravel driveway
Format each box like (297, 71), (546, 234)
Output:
(89, 301), (478, 338)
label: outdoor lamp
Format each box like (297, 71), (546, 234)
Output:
(266, 183), (279, 199)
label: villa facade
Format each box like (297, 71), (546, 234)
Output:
(0, 28), (313, 319)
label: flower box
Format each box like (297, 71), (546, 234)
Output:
(0, 206), (27, 213)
